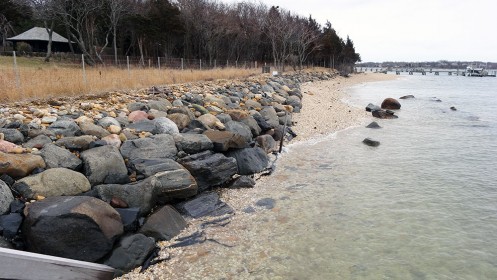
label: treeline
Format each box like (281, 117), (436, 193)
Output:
(1, 0), (361, 69)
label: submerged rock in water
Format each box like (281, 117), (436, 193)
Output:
(381, 98), (401, 110)
(366, 121), (382, 129)
(363, 138), (380, 147)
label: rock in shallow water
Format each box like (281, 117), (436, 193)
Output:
(363, 138), (380, 147)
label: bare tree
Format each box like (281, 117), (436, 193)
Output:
(293, 17), (321, 70)
(30, 0), (57, 61)
(264, 6), (297, 71)
(0, 14), (14, 51)
(108, 0), (129, 65)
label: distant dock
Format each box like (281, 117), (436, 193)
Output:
(356, 67), (497, 77)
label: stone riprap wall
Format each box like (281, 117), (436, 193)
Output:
(0, 71), (336, 276)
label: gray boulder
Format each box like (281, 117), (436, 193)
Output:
(256, 135), (277, 153)
(104, 234), (156, 277)
(131, 158), (184, 178)
(363, 138), (380, 147)
(178, 151), (237, 191)
(41, 143), (82, 170)
(365, 103), (381, 112)
(23, 196), (123, 262)
(127, 102), (150, 112)
(366, 121), (382, 129)
(23, 135), (52, 149)
(120, 134), (177, 164)
(79, 122), (111, 138)
(240, 116), (262, 137)
(224, 121), (253, 143)
(139, 205), (187, 241)
(95, 180), (155, 216)
(259, 107), (280, 129)
(127, 119), (155, 133)
(47, 120), (81, 137)
(153, 117), (179, 135)
(227, 147), (268, 175)
(285, 96), (302, 111)
(80, 145), (129, 186)
(55, 135), (95, 151)
(0, 180), (14, 215)
(97, 117), (121, 128)
(203, 130), (247, 152)
(149, 99), (172, 111)
(176, 192), (233, 218)
(12, 168), (91, 200)
(0, 128), (24, 144)
(150, 169), (198, 204)
(0, 213), (23, 239)
(228, 176), (256, 188)
(174, 133), (213, 155)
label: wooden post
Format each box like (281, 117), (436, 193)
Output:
(126, 56), (130, 76)
(255, 61), (257, 69)
(214, 59), (216, 68)
(158, 57), (161, 70)
(200, 59), (202, 70)
(226, 60), (229, 68)
(181, 58), (184, 70)
(81, 54), (87, 85)
(279, 112), (289, 153)
(235, 60), (238, 68)
(13, 51), (20, 89)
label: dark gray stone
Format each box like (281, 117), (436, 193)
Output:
(80, 145), (129, 186)
(255, 198), (276, 209)
(127, 102), (150, 112)
(0, 237), (13, 248)
(240, 116), (262, 137)
(23, 135), (52, 149)
(148, 99), (172, 111)
(0, 180), (14, 215)
(116, 208), (140, 232)
(399, 95), (415, 99)
(366, 122), (382, 129)
(23, 196), (123, 262)
(176, 192), (233, 218)
(365, 103), (381, 112)
(251, 112), (272, 132)
(132, 158), (184, 178)
(139, 205), (187, 241)
(228, 176), (256, 188)
(259, 107), (280, 129)
(120, 134), (177, 164)
(79, 122), (111, 138)
(174, 133), (213, 155)
(285, 96), (302, 111)
(41, 143), (83, 170)
(372, 110), (399, 119)
(95, 180), (155, 216)
(227, 147), (269, 175)
(224, 121), (253, 143)
(55, 135), (95, 150)
(47, 120), (81, 137)
(0, 213), (22, 239)
(179, 151), (237, 191)
(256, 135), (277, 153)
(363, 138), (380, 147)
(150, 169), (198, 203)
(9, 199), (24, 214)
(105, 234), (156, 277)
(203, 130), (248, 152)
(0, 128), (24, 144)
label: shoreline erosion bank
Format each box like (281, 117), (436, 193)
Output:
(119, 72), (397, 279)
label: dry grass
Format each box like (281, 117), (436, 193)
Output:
(0, 62), (259, 103)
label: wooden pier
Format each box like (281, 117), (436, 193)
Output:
(356, 67), (496, 77)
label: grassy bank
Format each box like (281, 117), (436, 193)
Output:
(0, 56), (259, 103)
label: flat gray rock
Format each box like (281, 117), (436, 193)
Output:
(120, 134), (177, 164)
(139, 205), (187, 241)
(80, 145), (129, 186)
(176, 192), (233, 218)
(104, 234), (156, 277)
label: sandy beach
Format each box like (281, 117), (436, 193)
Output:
(118, 72), (397, 279)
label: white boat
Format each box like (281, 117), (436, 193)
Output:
(466, 66), (488, 77)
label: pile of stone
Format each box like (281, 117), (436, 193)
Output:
(0, 70), (336, 276)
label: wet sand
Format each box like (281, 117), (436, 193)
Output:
(118, 72), (397, 280)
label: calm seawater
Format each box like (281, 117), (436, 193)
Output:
(243, 74), (497, 279)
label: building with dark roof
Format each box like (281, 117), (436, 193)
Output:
(7, 27), (75, 53)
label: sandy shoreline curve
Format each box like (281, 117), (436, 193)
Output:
(118, 72), (397, 279)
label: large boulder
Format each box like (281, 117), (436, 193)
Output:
(259, 107), (280, 128)
(40, 143), (83, 170)
(176, 192), (233, 218)
(227, 147), (269, 175)
(23, 135), (52, 149)
(55, 135), (95, 151)
(47, 120), (81, 137)
(13, 168), (90, 200)
(285, 96), (302, 112)
(167, 113), (191, 131)
(0, 180), (14, 215)
(203, 130), (247, 152)
(239, 116), (262, 137)
(174, 133), (213, 155)
(178, 151), (237, 191)
(94, 180), (155, 216)
(256, 135), (277, 153)
(0, 152), (46, 178)
(80, 145), (129, 186)
(381, 98), (401, 110)
(23, 196), (123, 262)
(104, 234), (156, 277)
(149, 99), (172, 111)
(78, 122), (111, 138)
(224, 121), (253, 143)
(197, 114), (225, 130)
(131, 158), (184, 178)
(139, 205), (187, 241)
(120, 134), (177, 164)
(150, 169), (198, 204)
(365, 103), (381, 112)
(153, 117), (179, 135)
(126, 120), (156, 133)
(0, 128), (24, 144)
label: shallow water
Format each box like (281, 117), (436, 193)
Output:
(230, 74), (497, 279)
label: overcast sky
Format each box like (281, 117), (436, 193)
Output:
(223, 0), (497, 62)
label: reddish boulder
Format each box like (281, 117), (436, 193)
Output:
(381, 98), (401, 110)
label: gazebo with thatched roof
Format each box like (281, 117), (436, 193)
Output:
(7, 27), (74, 53)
